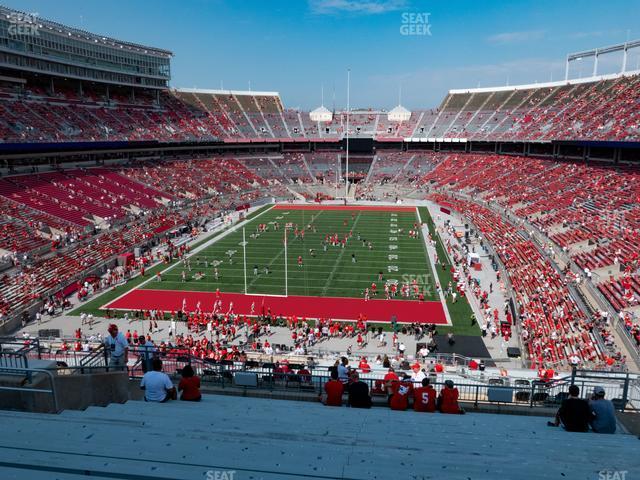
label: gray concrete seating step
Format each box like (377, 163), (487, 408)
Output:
(0, 394), (637, 480)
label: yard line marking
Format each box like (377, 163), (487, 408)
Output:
(246, 210), (325, 292)
(321, 212), (363, 295)
(95, 205), (275, 310)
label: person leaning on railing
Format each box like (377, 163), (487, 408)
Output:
(104, 324), (128, 370)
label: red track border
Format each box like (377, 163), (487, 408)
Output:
(104, 289), (447, 324)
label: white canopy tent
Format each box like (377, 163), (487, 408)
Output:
(310, 105), (333, 122)
(387, 104), (411, 122)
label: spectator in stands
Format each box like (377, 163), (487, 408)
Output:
(178, 365), (201, 402)
(438, 380), (464, 414)
(389, 373), (414, 411)
(338, 357), (350, 383)
(413, 378), (437, 413)
(140, 359), (176, 403)
(137, 335), (157, 373)
(589, 386), (616, 434)
(347, 371), (371, 409)
(550, 385), (590, 432)
(104, 324), (128, 370)
(322, 369), (344, 407)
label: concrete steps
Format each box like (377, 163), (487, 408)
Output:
(0, 395), (638, 479)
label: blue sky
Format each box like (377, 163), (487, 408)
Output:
(9, 0), (640, 109)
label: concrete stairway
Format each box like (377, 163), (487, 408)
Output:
(0, 394), (637, 479)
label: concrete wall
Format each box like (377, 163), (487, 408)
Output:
(54, 371), (129, 411)
(0, 371), (129, 413)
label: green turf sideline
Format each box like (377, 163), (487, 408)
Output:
(418, 206), (481, 336)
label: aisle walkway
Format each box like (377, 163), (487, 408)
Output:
(425, 201), (521, 367)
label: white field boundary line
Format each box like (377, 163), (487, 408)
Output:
(416, 206), (453, 327)
(96, 205), (276, 310)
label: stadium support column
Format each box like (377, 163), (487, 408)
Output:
(345, 69), (350, 199)
(564, 56), (569, 81)
(243, 227), (247, 294)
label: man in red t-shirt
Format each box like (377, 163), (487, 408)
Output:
(413, 378), (437, 412)
(438, 380), (464, 414)
(383, 367), (400, 398)
(389, 374), (414, 411)
(322, 370), (344, 407)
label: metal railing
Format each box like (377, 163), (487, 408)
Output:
(0, 366), (59, 413)
(0, 338), (40, 372)
(128, 352), (638, 412)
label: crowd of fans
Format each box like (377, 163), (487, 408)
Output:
(3, 71), (639, 144)
(429, 193), (623, 371)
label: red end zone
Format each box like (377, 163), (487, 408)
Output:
(104, 289), (447, 324)
(273, 204), (416, 212)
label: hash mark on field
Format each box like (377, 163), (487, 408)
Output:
(321, 212), (362, 295)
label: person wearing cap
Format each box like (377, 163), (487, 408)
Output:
(411, 363), (426, 383)
(589, 386), (616, 434)
(550, 385), (590, 432)
(104, 324), (128, 370)
(438, 379), (464, 414)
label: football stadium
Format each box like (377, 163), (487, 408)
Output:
(0, 1), (639, 478)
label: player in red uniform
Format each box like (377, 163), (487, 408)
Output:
(298, 255), (303, 267)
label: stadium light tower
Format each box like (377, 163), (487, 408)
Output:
(345, 69), (350, 199)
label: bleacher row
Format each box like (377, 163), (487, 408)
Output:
(428, 193), (614, 370)
(419, 153), (640, 313)
(0, 161), (290, 320)
(417, 73), (640, 141)
(2, 71), (639, 143)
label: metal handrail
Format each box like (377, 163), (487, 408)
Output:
(0, 366), (59, 413)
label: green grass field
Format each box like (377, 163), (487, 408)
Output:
(148, 206), (439, 301)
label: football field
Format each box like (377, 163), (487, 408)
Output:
(104, 204), (448, 324)
(148, 205), (438, 301)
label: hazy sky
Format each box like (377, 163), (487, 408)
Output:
(10, 0), (640, 109)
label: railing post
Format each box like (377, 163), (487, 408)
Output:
(570, 366), (577, 386)
(529, 383), (535, 408)
(474, 385), (479, 407)
(621, 374), (629, 413)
